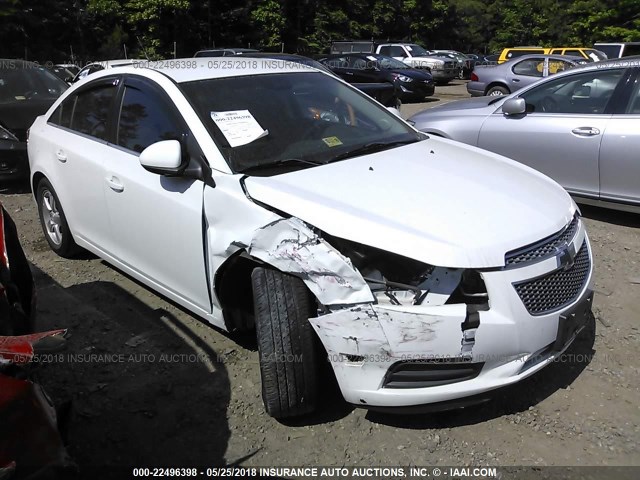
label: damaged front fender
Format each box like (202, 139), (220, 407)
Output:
(248, 218), (375, 305)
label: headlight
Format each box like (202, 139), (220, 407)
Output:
(396, 75), (414, 83)
(0, 125), (18, 142)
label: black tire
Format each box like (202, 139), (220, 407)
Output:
(36, 178), (81, 258)
(251, 267), (319, 418)
(486, 85), (509, 96)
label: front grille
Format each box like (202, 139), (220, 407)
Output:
(505, 214), (580, 267)
(513, 240), (590, 316)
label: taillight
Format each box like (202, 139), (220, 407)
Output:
(470, 72), (479, 81)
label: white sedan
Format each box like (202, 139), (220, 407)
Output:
(28, 58), (594, 418)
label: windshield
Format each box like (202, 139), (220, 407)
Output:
(584, 49), (607, 62)
(0, 62), (68, 103)
(406, 44), (430, 56)
(181, 72), (421, 175)
(372, 55), (412, 69)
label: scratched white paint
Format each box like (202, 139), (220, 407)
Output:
(248, 218), (375, 305)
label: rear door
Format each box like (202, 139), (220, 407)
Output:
(102, 75), (210, 313)
(508, 57), (545, 90)
(478, 67), (628, 198)
(43, 77), (119, 249)
(598, 69), (640, 205)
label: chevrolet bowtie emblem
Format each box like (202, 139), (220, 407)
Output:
(556, 242), (577, 270)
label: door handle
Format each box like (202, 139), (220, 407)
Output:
(571, 127), (600, 137)
(56, 150), (67, 163)
(105, 176), (124, 192)
(512, 78), (520, 82)
(345, 71), (354, 75)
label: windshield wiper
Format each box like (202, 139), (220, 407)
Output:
(238, 157), (324, 174)
(328, 139), (418, 163)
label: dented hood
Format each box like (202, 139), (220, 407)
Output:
(243, 138), (576, 268)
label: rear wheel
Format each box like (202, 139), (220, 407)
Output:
(251, 267), (319, 418)
(486, 85), (509, 96)
(36, 179), (81, 258)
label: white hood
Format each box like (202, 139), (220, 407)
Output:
(244, 138), (576, 268)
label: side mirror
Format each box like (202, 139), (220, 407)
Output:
(139, 140), (184, 175)
(502, 98), (526, 116)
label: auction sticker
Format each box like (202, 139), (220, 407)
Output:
(210, 110), (268, 147)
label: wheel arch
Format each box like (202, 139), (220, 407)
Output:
(214, 250), (318, 333)
(484, 82), (510, 95)
(31, 171), (47, 196)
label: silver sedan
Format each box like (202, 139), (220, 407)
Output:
(409, 58), (640, 212)
(468, 54), (583, 97)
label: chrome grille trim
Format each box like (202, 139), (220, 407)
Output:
(513, 240), (590, 316)
(505, 214), (580, 268)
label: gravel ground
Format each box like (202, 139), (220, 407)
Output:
(1, 80), (639, 478)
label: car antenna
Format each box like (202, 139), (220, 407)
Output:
(136, 36), (150, 61)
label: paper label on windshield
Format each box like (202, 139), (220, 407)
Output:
(210, 110), (268, 147)
(322, 136), (343, 147)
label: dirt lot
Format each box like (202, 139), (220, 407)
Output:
(1, 80), (639, 477)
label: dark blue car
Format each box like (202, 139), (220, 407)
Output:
(320, 53), (435, 102)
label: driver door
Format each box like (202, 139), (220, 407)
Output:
(478, 68), (627, 198)
(102, 76), (211, 314)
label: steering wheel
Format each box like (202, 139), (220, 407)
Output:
(540, 96), (557, 113)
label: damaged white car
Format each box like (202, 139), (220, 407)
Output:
(28, 58), (594, 418)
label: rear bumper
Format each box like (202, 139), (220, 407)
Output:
(0, 142), (29, 181)
(466, 82), (485, 96)
(0, 207), (35, 335)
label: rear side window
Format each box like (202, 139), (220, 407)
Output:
(116, 84), (184, 153)
(623, 44), (640, 57)
(49, 97), (75, 128)
(71, 85), (117, 140)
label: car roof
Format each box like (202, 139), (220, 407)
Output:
(504, 54), (583, 62)
(78, 57), (323, 84)
(85, 59), (141, 68)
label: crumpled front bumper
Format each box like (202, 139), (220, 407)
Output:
(310, 227), (594, 408)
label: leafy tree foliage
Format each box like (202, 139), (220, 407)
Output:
(0, 0), (637, 61)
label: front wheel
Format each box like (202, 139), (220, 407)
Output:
(36, 179), (81, 258)
(251, 267), (319, 418)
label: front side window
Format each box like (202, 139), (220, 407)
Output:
(519, 69), (625, 114)
(116, 84), (184, 153)
(512, 59), (544, 77)
(70, 85), (117, 139)
(180, 72), (422, 175)
(625, 77), (640, 114)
